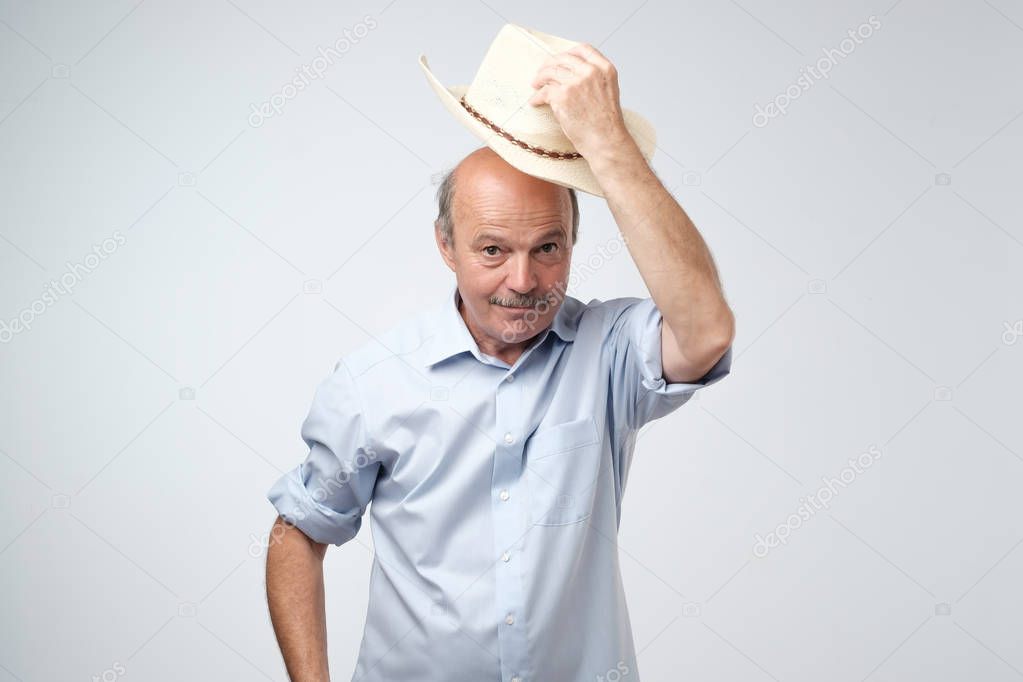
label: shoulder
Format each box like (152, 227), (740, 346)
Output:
(315, 307), (435, 442)
(574, 294), (653, 332)
(339, 307), (435, 381)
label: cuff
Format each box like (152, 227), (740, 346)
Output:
(266, 465), (363, 546)
(635, 297), (733, 395)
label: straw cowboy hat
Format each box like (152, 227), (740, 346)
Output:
(418, 23), (656, 198)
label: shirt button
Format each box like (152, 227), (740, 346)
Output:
(503, 432), (514, 444)
(505, 613), (515, 625)
(500, 551), (510, 562)
(506, 373), (515, 383)
(499, 489), (510, 501)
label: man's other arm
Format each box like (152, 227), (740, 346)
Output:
(266, 515), (331, 682)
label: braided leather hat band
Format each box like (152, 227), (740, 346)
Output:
(458, 96), (583, 160)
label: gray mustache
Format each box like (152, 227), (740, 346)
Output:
(490, 293), (553, 308)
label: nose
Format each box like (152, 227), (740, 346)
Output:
(505, 252), (537, 295)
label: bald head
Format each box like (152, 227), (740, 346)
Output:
(434, 147), (579, 248)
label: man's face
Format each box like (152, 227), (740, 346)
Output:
(436, 150), (574, 353)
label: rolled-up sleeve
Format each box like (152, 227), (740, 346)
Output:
(606, 297), (732, 430)
(267, 358), (380, 546)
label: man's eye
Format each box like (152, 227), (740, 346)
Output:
(483, 246), (500, 256)
(540, 243), (558, 253)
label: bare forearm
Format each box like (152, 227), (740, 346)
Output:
(588, 136), (733, 350)
(266, 516), (331, 682)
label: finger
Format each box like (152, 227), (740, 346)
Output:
(528, 83), (553, 106)
(566, 43), (615, 73)
(531, 53), (591, 87)
(530, 80), (565, 106)
(530, 66), (567, 90)
(566, 43), (608, 65)
(536, 51), (591, 73)
(560, 50), (593, 68)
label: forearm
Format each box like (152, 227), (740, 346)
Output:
(587, 135), (733, 351)
(266, 516), (331, 682)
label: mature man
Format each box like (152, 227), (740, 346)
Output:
(266, 28), (734, 682)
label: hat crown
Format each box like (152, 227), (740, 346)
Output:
(463, 25), (580, 152)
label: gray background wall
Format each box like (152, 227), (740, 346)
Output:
(1, 0), (1021, 680)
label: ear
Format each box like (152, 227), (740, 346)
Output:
(435, 221), (456, 272)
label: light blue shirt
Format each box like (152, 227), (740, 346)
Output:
(267, 283), (732, 682)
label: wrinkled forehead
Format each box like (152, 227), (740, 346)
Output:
(453, 168), (572, 233)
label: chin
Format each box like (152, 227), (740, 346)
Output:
(496, 311), (554, 344)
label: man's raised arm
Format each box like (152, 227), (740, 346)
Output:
(530, 43), (735, 383)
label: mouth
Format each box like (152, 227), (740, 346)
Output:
(497, 304), (531, 315)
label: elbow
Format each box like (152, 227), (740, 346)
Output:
(716, 306), (736, 352)
(698, 306), (735, 360)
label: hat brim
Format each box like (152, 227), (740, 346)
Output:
(419, 54), (656, 198)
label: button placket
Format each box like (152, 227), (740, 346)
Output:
(491, 374), (530, 681)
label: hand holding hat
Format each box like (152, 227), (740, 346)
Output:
(527, 43), (638, 166)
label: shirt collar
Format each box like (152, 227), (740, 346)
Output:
(423, 283), (578, 368)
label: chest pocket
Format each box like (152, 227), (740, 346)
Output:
(523, 416), (602, 526)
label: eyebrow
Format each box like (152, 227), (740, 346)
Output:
(471, 226), (566, 247)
